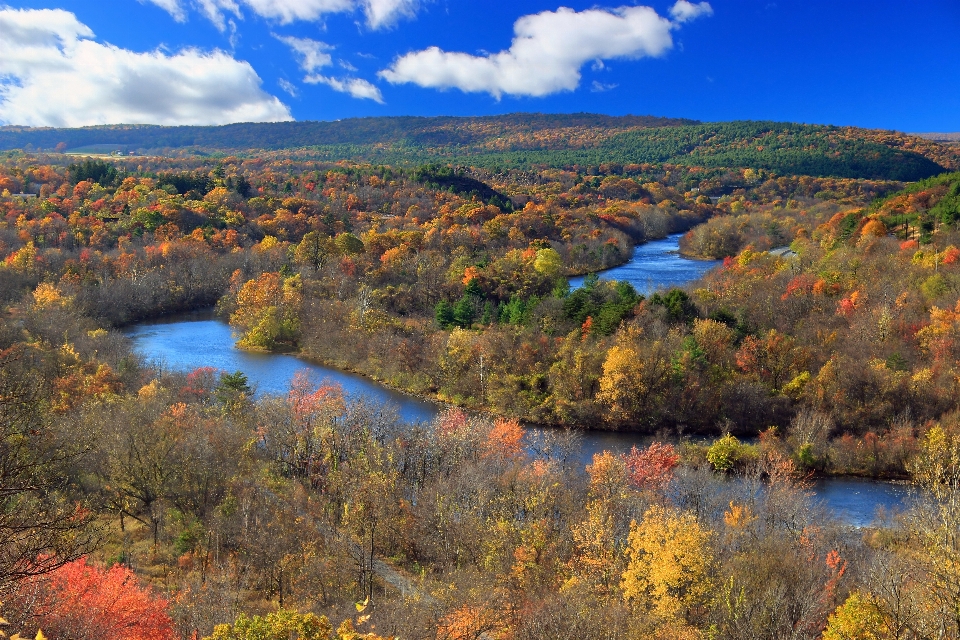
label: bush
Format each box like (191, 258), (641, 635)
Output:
(706, 434), (757, 472)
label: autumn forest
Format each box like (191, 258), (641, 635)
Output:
(5, 115), (960, 639)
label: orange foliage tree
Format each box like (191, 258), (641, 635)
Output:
(483, 417), (526, 461)
(6, 557), (176, 640)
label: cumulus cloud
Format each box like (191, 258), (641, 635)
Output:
(670, 0), (713, 23)
(379, 1), (712, 98)
(305, 74), (384, 103)
(146, 0), (416, 30)
(0, 7), (291, 126)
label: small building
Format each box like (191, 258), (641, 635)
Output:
(769, 246), (798, 259)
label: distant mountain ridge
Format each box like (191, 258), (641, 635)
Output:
(915, 132), (960, 142)
(0, 113), (696, 153)
(1, 113), (956, 182)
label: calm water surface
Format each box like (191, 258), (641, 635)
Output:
(126, 311), (438, 425)
(125, 238), (907, 527)
(126, 315), (909, 527)
(568, 233), (720, 294)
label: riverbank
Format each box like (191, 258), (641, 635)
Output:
(127, 313), (915, 526)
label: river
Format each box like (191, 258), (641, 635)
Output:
(569, 232), (719, 294)
(125, 235), (910, 528)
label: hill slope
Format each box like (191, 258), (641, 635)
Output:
(0, 113), (694, 153)
(1, 113), (956, 181)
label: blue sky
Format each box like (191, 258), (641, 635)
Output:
(1, 0), (958, 131)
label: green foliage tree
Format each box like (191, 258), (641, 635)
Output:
(650, 288), (698, 324)
(294, 231), (336, 272)
(334, 232), (365, 256)
(68, 158), (118, 185)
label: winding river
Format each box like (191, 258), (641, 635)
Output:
(569, 232), (719, 293)
(126, 234), (911, 527)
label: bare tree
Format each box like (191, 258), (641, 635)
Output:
(0, 348), (96, 592)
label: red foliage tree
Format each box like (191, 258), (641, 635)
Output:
(181, 366), (218, 400)
(6, 557), (175, 640)
(622, 442), (679, 490)
(287, 369), (344, 425)
(436, 407), (469, 439)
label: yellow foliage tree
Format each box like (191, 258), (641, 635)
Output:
(32, 283), (68, 309)
(822, 591), (887, 640)
(621, 504), (714, 622)
(229, 272), (302, 350)
(902, 424), (960, 636)
(566, 497), (622, 598)
(585, 450), (628, 505)
(597, 344), (645, 419)
(597, 327), (673, 424)
(691, 317), (734, 368)
(533, 247), (562, 279)
(4, 241), (37, 272)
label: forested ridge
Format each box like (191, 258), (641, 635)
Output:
(0, 113), (694, 154)
(6, 134), (960, 638)
(2, 115), (956, 181)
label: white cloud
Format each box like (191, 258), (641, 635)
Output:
(380, 2), (712, 98)
(276, 34), (382, 102)
(238, 0), (352, 23)
(195, 0), (242, 31)
(277, 77), (299, 96)
(275, 35), (333, 72)
(0, 7), (291, 126)
(305, 74), (384, 103)
(142, 0), (187, 22)
(591, 81), (618, 92)
(146, 0), (415, 29)
(669, 0), (713, 23)
(361, 0), (418, 29)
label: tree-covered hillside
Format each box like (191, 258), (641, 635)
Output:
(2, 114), (957, 181)
(9, 147), (960, 640)
(603, 121), (951, 181)
(0, 113), (695, 153)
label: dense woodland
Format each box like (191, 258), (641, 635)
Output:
(4, 128), (960, 639)
(0, 114), (697, 154)
(2, 115), (957, 180)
